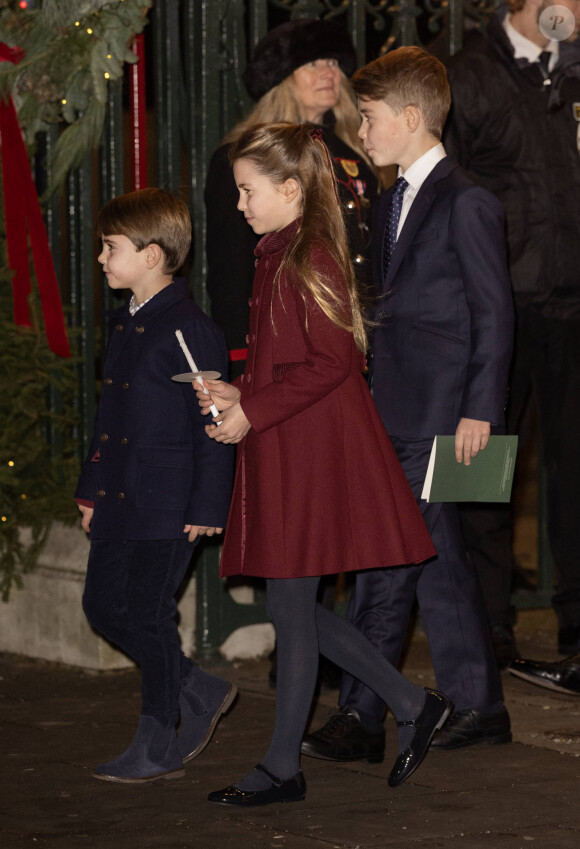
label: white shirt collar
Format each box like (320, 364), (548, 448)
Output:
(398, 142), (446, 189)
(503, 13), (558, 66)
(392, 143), (446, 240)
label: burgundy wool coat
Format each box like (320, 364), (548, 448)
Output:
(219, 220), (435, 579)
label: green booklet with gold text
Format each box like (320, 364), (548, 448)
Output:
(421, 435), (518, 503)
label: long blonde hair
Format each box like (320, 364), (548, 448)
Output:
(229, 123), (368, 353)
(225, 73), (372, 170)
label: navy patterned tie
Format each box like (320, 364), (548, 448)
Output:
(383, 176), (408, 278)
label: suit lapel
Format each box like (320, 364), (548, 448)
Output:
(383, 156), (457, 288)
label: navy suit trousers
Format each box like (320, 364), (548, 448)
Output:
(83, 538), (198, 726)
(339, 437), (503, 720)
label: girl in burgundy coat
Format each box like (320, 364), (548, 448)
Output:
(198, 123), (451, 806)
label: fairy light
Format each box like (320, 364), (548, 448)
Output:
(87, 28), (93, 35)
(104, 72), (110, 79)
(20, 494), (27, 501)
(8, 460), (14, 467)
(1, 517), (7, 523)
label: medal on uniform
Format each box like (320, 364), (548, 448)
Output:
(338, 158), (359, 178)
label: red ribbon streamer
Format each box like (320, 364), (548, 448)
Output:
(0, 42), (71, 357)
(130, 34), (147, 191)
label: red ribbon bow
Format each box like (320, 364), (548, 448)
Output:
(0, 42), (71, 357)
(308, 127), (323, 142)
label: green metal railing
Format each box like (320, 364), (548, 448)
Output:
(39, 0), (550, 657)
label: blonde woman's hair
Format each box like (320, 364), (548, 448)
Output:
(229, 122), (368, 353)
(225, 72), (372, 170)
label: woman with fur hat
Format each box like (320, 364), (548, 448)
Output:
(205, 18), (379, 380)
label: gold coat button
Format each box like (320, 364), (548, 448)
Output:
(97, 489), (106, 497)
(122, 382), (129, 390)
(121, 437), (128, 445)
(103, 377), (113, 385)
(135, 326), (145, 334)
(115, 323), (123, 332)
(117, 492), (125, 499)
(100, 433), (109, 442)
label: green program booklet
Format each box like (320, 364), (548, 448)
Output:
(421, 435), (518, 503)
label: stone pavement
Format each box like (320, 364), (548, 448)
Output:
(1, 609), (579, 849)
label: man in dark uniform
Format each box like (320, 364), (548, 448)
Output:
(445, 0), (580, 667)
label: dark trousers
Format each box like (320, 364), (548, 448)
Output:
(340, 437), (503, 721)
(82, 538), (197, 726)
(460, 311), (580, 631)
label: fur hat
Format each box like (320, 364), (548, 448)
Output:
(243, 18), (357, 102)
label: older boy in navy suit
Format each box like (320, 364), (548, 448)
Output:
(302, 47), (514, 760)
(76, 188), (235, 782)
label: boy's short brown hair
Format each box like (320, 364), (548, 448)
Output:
(96, 188), (191, 274)
(353, 47), (451, 139)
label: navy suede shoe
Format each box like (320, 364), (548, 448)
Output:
(93, 715), (184, 783)
(388, 689), (452, 788)
(178, 667), (238, 764)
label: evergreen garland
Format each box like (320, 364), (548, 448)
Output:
(0, 223), (81, 601)
(0, 0), (151, 599)
(0, 0), (152, 192)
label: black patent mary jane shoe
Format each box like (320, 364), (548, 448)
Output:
(208, 764), (306, 807)
(388, 688), (452, 788)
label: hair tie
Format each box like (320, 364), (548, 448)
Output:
(308, 127), (323, 142)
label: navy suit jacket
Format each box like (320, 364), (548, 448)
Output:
(370, 156), (514, 440)
(75, 280), (234, 540)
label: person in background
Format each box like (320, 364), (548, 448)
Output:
(445, 0), (580, 668)
(205, 17), (379, 381)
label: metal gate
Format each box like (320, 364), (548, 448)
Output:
(32, 0), (547, 655)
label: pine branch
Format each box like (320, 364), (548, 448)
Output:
(0, 0), (152, 194)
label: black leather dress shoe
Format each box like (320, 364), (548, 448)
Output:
(430, 706), (512, 750)
(558, 627), (580, 656)
(388, 688), (452, 787)
(509, 654), (580, 695)
(300, 706), (385, 763)
(208, 764), (306, 807)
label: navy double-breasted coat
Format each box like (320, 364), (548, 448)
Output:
(75, 280), (234, 540)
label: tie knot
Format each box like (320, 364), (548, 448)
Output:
(393, 176), (408, 195)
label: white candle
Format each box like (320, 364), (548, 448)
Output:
(175, 329), (220, 419)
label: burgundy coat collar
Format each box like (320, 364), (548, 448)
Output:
(255, 218), (301, 257)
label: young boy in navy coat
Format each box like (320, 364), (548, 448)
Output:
(302, 47), (515, 760)
(75, 188), (235, 782)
